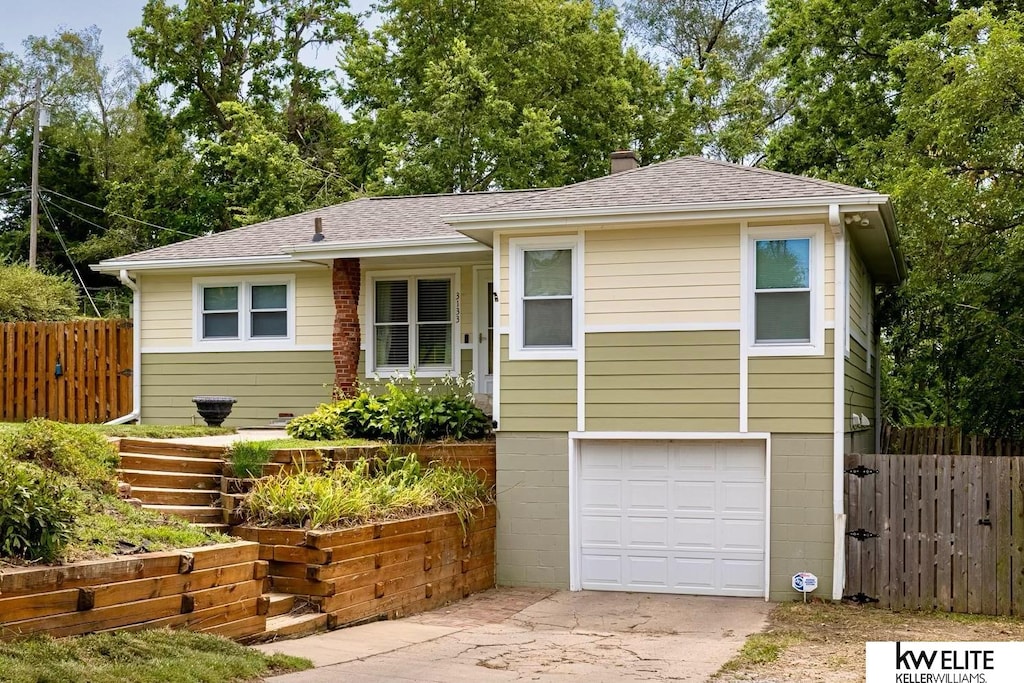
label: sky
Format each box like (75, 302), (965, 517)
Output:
(0, 0), (377, 66)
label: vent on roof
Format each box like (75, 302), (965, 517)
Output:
(312, 216), (324, 242)
(610, 150), (639, 174)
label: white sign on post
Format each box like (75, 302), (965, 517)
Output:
(792, 572), (818, 597)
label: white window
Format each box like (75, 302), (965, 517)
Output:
(193, 276), (294, 346)
(369, 273), (456, 375)
(743, 225), (824, 356)
(510, 236), (580, 360)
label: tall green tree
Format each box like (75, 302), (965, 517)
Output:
(340, 0), (638, 193)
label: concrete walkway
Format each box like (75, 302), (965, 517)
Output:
(136, 429), (290, 447)
(258, 588), (771, 682)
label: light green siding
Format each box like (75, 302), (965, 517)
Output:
(845, 338), (876, 453)
(141, 351), (334, 426)
(748, 330), (835, 434)
(499, 337), (577, 432)
(585, 330), (740, 432)
(769, 433), (835, 599)
(495, 432), (570, 587)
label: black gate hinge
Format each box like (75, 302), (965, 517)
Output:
(843, 593), (880, 604)
(845, 465), (878, 478)
(847, 528), (878, 541)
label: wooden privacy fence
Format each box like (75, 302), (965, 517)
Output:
(845, 452), (1024, 615)
(883, 424), (1024, 456)
(0, 320), (133, 423)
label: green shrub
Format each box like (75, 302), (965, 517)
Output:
(0, 262), (78, 322)
(1, 419), (118, 493)
(245, 452), (491, 529)
(286, 375), (491, 444)
(228, 440), (273, 478)
(0, 457), (78, 562)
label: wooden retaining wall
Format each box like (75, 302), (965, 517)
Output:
(233, 505), (496, 631)
(0, 541), (267, 640)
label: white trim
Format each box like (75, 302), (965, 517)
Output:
(289, 236), (490, 259)
(95, 255), (297, 272)
(568, 431), (772, 602)
(492, 232), (502, 427)
(584, 322), (740, 334)
(844, 239), (851, 359)
(142, 343), (331, 354)
(192, 274), (296, 350)
(471, 265), (494, 395)
(447, 193), (890, 228)
(364, 267), (461, 378)
(832, 224), (848, 601)
(738, 223), (749, 432)
(741, 224), (826, 357)
(577, 228), (586, 432)
(508, 235), (581, 361)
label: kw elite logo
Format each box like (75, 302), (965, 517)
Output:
(867, 642), (1024, 683)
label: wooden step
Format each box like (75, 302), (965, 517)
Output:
(117, 469), (221, 490)
(131, 486), (220, 506)
(117, 438), (227, 459)
(265, 592), (298, 618)
(194, 522), (231, 534)
(118, 452), (224, 475)
(245, 612), (328, 643)
(143, 504), (224, 523)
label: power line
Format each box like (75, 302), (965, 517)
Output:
(39, 198), (101, 317)
(40, 187), (200, 239)
(0, 187), (30, 199)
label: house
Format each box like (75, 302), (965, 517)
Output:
(93, 153), (904, 602)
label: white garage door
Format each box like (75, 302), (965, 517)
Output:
(577, 439), (766, 597)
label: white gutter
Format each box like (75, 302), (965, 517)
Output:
(105, 269), (141, 425)
(92, 255), (296, 274)
(287, 234), (484, 255)
(830, 204), (848, 601)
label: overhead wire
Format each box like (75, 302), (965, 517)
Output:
(40, 187), (200, 239)
(39, 197), (101, 317)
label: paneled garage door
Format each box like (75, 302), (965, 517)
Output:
(577, 439), (766, 596)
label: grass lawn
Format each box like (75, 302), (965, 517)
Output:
(716, 601), (1024, 681)
(257, 437), (377, 450)
(0, 423), (233, 439)
(0, 629), (311, 683)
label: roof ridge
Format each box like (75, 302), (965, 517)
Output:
(368, 188), (544, 201)
(681, 155), (872, 194)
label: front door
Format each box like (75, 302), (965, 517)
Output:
(475, 275), (494, 395)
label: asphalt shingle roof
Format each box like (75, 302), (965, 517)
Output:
(109, 190), (541, 263)
(470, 156), (873, 215)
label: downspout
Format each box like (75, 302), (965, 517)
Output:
(105, 269), (141, 424)
(829, 204), (847, 601)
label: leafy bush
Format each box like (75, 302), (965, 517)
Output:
(1, 419), (118, 493)
(0, 262), (78, 322)
(285, 375), (491, 444)
(228, 440), (273, 478)
(0, 457), (78, 562)
(244, 452), (491, 529)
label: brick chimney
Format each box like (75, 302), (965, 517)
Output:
(610, 150), (640, 174)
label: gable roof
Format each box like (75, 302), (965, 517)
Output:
(101, 190), (541, 265)
(468, 156), (874, 216)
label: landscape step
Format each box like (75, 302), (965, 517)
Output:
(265, 593), (299, 618)
(142, 504), (224, 523)
(116, 439), (227, 459)
(118, 452), (224, 475)
(194, 522), (231, 533)
(116, 468), (221, 490)
(130, 486), (221, 506)
(245, 613), (329, 643)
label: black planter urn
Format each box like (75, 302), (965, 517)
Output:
(192, 396), (237, 427)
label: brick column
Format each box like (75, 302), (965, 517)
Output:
(332, 258), (361, 396)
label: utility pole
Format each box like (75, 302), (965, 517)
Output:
(28, 77), (41, 269)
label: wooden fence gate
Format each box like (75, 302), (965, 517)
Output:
(845, 452), (1024, 615)
(0, 320), (133, 423)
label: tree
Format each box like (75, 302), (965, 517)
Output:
(340, 0), (638, 193)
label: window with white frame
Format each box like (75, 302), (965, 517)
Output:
(510, 237), (578, 359)
(371, 276), (453, 372)
(744, 226), (823, 355)
(195, 278), (293, 343)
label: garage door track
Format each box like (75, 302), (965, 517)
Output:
(259, 588), (771, 682)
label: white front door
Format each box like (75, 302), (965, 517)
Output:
(577, 439), (766, 597)
(474, 275), (494, 394)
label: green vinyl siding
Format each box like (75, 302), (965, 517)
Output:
(142, 350), (334, 426)
(748, 330), (835, 434)
(584, 330), (739, 432)
(499, 337), (577, 432)
(845, 337), (876, 452)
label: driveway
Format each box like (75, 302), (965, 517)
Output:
(257, 588), (771, 682)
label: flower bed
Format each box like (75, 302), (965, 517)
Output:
(233, 505), (495, 631)
(0, 541), (267, 641)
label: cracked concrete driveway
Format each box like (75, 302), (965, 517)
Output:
(259, 588), (771, 682)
